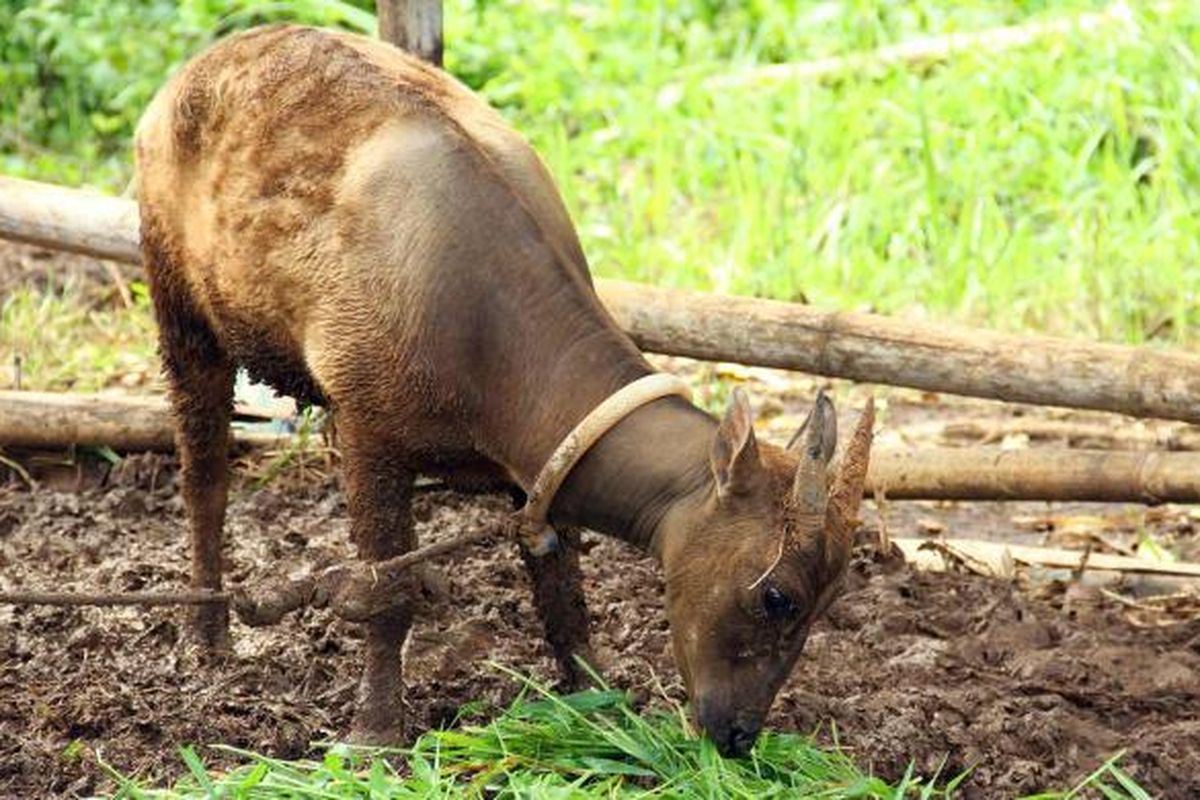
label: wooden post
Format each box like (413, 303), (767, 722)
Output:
(376, 0), (443, 65)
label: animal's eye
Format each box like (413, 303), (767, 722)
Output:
(762, 585), (796, 621)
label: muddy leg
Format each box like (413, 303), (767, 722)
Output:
(521, 527), (597, 690)
(340, 432), (416, 744)
(143, 231), (235, 652)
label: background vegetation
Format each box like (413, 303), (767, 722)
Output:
(2, 0), (1197, 346)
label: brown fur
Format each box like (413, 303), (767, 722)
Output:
(135, 25), (871, 753)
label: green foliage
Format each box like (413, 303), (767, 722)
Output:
(101, 676), (933, 797)
(441, 0), (1200, 342)
(0, 0), (373, 186)
(98, 673), (1150, 798)
(1, 0), (1197, 345)
(0, 281), (157, 391)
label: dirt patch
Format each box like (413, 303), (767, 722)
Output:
(1, 459), (1197, 798)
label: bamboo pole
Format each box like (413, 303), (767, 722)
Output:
(0, 177), (140, 263)
(935, 418), (1200, 451)
(599, 281), (1200, 425)
(376, 0), (442, 65)
(866, 447), (1200, 504)
(0, 391), (292, 452)
(3, 176), (1200, 424)
(4, 391), (1200, 503)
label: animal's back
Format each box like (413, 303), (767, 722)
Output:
(136, 25), (592, 406)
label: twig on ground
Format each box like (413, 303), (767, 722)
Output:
(896, 538), (1200, 579)
(0, 516), (505, 621)
(102, 259), (133, 309)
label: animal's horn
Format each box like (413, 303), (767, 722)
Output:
(790, 391), (837, 521)
(822, 397), (876, 574)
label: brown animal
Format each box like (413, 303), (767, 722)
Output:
(134, 24), (874, 756)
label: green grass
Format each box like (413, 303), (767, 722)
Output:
(98, 671), (1149, 799)
(461, 0), (1200, 343)
(0, 281), (158, 392)
(2, 0), (1198, 356)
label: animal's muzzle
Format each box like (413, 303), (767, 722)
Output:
(695, 698), (763, 758)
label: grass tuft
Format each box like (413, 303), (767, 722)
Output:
(97, 670), (1149, 799)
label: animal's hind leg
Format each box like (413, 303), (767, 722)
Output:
(521, 528), (598, 690)
(144, 234), (235, 652)
(338, 422), (416, 744)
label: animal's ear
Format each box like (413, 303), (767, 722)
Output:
(710, 387), (763, 499)
(787, 390), (837, 464)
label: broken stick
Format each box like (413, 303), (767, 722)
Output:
(893, 537), (1200, 579)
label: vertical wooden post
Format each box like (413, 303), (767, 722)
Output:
(376, 0), (443, 66)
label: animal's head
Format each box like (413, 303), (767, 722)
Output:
(655, 389), (874, 757)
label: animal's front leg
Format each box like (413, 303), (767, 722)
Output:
(521, 527), (599, 690)
(339, 426), (417, 744)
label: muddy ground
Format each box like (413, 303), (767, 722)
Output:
(1, 241), (1199, 798)
(1, 469), (1197, 798)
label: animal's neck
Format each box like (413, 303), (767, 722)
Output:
(549, 396), (716, 552)
(467, 247), (715, 548)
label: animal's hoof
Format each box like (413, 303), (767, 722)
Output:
(560, 651), (605, 692)
(347, 719), (405, 747)
(189, 606), (232, 658)
(523, 528), (559, 556)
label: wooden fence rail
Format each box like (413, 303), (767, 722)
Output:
(4, 391), (1200, 503)
(2, 176), (1200, 424)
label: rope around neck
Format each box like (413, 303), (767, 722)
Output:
(515, 373), (693, 554)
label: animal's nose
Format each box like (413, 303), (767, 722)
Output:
(730, 724), (760, 756)
(696, 699), (761, 758)
(715, 724), (763, 762)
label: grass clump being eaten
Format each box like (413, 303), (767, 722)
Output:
(101, 670), (1147, 799)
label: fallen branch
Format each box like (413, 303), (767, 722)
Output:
(867, 447), (1200, 504)
(4, 176), (1200, 424)
(0, 390), (293, 452)
(937, 418), (1200, 451)
(5, 392), (1200, 503)
(893, 537), (1200, 579)
(701, 1), (1141, 91)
